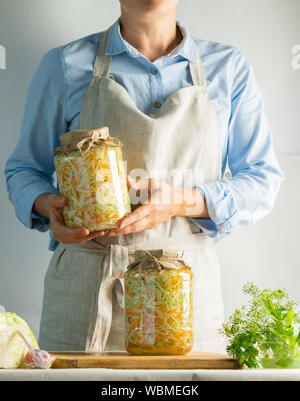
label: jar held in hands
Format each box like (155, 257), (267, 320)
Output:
(54, 126), (131, 232)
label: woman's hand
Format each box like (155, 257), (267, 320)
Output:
(108, 177), (208, 237)
(33, 193), (107, 244)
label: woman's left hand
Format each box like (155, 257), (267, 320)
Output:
(108, 176), (208, 237)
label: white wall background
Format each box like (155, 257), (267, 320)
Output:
(0, 0), (299, 338)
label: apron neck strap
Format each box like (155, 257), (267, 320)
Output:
(93, 29), (112, 77)
(93, 26), (207, 89)
(189, 50), (207, 89)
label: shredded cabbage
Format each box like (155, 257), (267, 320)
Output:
(55, 143), (131, 231)
(125, 266), (193, 355)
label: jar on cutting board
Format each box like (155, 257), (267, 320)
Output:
(54, 126), (131, 232)
(125, 250), (194, 355)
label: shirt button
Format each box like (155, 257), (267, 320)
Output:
(151, 68), (158, 75)
(154, 101), (161, 109)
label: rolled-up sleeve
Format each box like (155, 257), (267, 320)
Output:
(4, 47), (68, 232)
(193, 49), (285, 239)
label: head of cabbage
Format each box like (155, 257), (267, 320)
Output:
(0, 313), (39, 369)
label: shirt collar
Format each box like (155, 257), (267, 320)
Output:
(105, 19), (198, 63)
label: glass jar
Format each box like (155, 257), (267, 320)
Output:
(54, 126), (131, 232)
(124, 250), (193, 355)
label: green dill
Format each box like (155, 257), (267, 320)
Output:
(220, 282), (300, 369)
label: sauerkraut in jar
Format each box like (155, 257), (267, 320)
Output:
(54, 126), (131, 232)
(125, 250), (193, 356)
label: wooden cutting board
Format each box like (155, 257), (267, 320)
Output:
(51, 351), (245, 370)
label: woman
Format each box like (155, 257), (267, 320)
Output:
(5, 0), (284, 352)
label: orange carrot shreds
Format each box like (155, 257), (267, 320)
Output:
(125, 266), (193, 355)
(54, 145), (131, 231)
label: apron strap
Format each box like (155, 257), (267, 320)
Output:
(189, 50), (207, 89)
(85, 244), (129, 352)
(93, 28), (112, 78)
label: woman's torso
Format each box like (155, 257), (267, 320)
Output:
(62, 21), (233, 174)
(49, 20), (237, 250)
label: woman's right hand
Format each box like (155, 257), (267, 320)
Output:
(33, 193), (107, 244)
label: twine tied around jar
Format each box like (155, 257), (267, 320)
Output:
(54, 126), (122, 153)
(77, 128), (110, 152)
(139, 250), (162, 271)
(129, 249), (188, 271)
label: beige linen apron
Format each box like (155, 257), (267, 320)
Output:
(39, 27), (226, 353)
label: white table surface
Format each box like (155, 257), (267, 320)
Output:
(1, 369), (300, 381)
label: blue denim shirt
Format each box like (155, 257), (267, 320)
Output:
(5, 19), (284, 251)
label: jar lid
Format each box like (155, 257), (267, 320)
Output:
(54, 126), (121, 153)
(127, 249), (188, 271)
